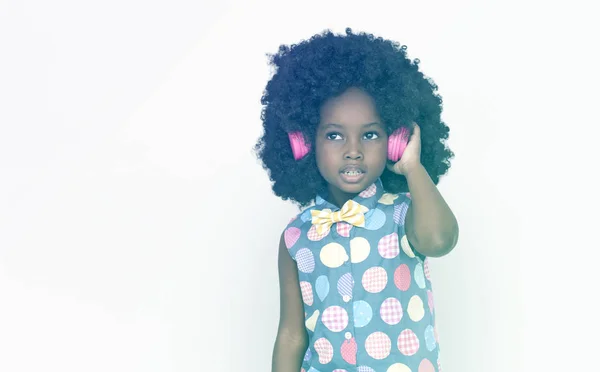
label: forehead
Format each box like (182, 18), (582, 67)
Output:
(319, 88), (381, 129)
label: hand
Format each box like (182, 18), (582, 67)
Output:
(387, 123), (422, 176)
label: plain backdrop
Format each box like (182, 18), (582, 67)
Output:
(1, 0), (598, 371)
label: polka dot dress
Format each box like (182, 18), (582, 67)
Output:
(285, 179), (442, 371)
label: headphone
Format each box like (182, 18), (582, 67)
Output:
(287, 127), (410, 162)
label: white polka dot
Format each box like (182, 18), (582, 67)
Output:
(407, 295), (425, 322)
(320, 243), (349, 268)
(305, 309), (319, 332)
(387, 363), (411, 372)
(350, 237), (370, 263)
(400, 234), (415, 258)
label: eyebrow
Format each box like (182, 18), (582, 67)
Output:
(322, 122), (381, 129)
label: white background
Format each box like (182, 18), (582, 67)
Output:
(1, 0), (598, 371)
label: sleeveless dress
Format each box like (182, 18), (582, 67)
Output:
(283, 178), (442, 372)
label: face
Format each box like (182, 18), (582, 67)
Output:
(316, 87), (388, 207)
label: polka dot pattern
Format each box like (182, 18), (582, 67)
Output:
(394, 264), (411, 291)
(418, 358), (435, 372)
(424, 325), (437, 351)
(353, 300), (373, 328)
(320, 243), (349, 268)
(359, 183), (377, 198)
(314, 337), (334, 364)
(284, 227), (301, 249)
(337, 222), (352, 237)
(284, 180), (438, 370)
(364, 209), (386, 230)
(350, 237), (370, 263)
(378, 232), (400, 258)
(296, 248), (315, 273)
(337, 273), (354, 302)
(362, 267), (388, 293)
(380, 297), (403, 325)
(400, 234), (415, 258)
(414, 263), (426, 289)
(340, 337), (357, 364)
(424, 258), (431, 280)
(407, 295), (425, 322)
(387, 364), (411, 372)
(397, 329), (420, 356)
(308, 224), (330, 241)
(365, 332), (391, 360)
(315, 275), (329, 302)
(300, 281), (314, 306)
(393, 202), (409, 225)
(321, 306), (349, 332)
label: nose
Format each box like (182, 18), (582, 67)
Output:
(344, 138), (363, 160)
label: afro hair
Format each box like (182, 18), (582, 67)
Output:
(254, 28), (454, 208)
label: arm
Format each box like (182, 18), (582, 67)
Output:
(272, 233), (308, 372)
(404, 163), (459, 257)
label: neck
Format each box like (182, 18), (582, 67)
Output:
(327, 185), (358, 208)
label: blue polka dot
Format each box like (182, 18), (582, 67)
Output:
(315, 275), (329, 301)
(414, 263), (426, 289)
(303, 347), (312, 361)
(308, 368), (321, 372)
(364, 209), (386, 230)
(357, 367), (376, 372)
(315, 195), (325, 205)
(301, 209), (312, 222)
(424, 325), (437, 351)
(353, 300), (373, 328)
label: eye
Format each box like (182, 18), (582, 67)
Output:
(364, 131), (380, 140)
(326, 132), (342, 140)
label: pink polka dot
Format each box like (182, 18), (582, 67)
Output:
(362, 267), (388, 293)
(340, 337), (357, 364)
(364, 332), (391, 360)
(427, 290), (434, 314)
(378, 233), (400, 258)
(321, 306), (349, 332)
(336, 222), (352, 237)
(418, 358), (435, 372)
(397, 329), (420, 356)
(359, 184), (377, 198)
(424, 258), (431, 280)
(314, 337), (334, 364)
(299, 281), (313, 306)
(394, 264), (411, 291)
(308, 224), (330, 241)
(380, 297), (403, 325)
(284, 227), (300, 248)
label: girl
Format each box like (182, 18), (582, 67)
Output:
(255, 28), (458, 372)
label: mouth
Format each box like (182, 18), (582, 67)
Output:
(339, 165), (366, 183)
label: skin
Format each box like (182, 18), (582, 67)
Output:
(272, 87), (459, 371)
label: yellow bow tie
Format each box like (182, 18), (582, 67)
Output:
(311, 199), (369, 235)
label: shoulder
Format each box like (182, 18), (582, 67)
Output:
(280, 205), (318, 255)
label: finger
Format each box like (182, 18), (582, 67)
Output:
(386, 162), (402, 174)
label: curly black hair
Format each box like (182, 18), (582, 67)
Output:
(254, 28), (454, 208)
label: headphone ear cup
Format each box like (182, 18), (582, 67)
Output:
(387, 127), (410, 162)
(288, 131), (310, 160)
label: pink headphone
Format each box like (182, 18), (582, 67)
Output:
(288, 127), (410, 162)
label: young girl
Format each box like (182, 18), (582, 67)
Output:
(255, 28), (458, 372)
